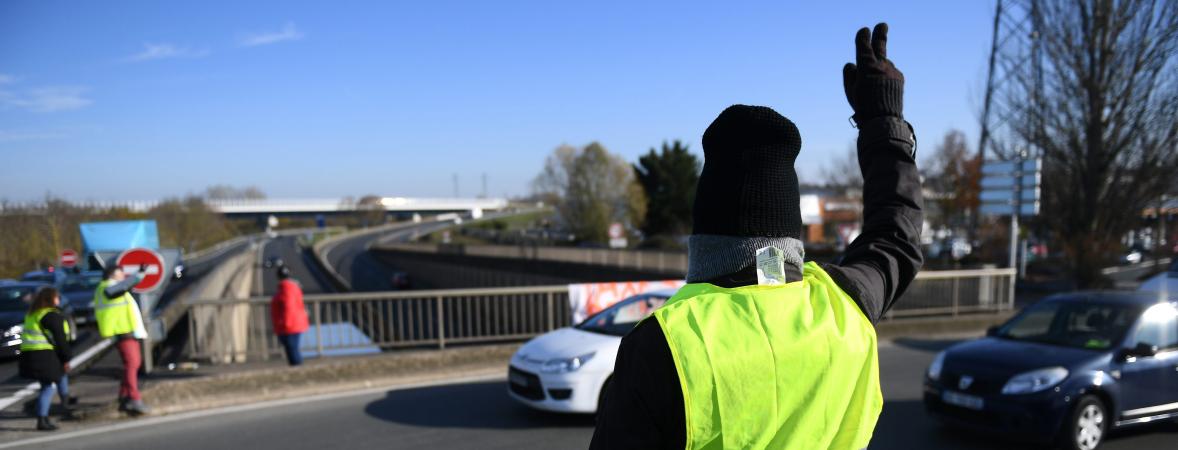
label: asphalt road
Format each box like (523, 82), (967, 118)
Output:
(9, 338), (1176, 450)
(323, 221), (454, 292)
(260, 236), (335, 296)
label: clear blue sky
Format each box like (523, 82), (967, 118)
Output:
(0, 0), (995, 202)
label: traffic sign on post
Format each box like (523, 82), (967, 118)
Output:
(59, 249), (78, 268)
(115, 248), (167, 293)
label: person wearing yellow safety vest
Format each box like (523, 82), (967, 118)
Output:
(18, 287), (76, 431)
(591, 23), (922, 450)
(94, 264), (152, 415)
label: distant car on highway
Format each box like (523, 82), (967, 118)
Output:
(0, 282), (77, 358)
(507, 288), (675, 413)
(924, 291), (1178, 450)
(58, 270), (103, 324)
(390, 272), (411, 290)
(1137, 259), (1177, 296)
(20, 270), (59, 284)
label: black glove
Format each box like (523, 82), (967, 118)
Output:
(842, 23), (904, 124)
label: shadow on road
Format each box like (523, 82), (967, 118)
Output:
(890, 337), (966, 353)
(364, 380), (596, 430)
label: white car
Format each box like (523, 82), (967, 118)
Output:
(507, 288), (676, 413)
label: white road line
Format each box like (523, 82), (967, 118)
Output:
(0, 372), (505, 449)
(0, 338), (113, 411)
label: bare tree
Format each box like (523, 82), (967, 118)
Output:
(533, 142), (647, 244)
(924, 130), (982, 229)
(820, 142), (863, 194)
(997, 0), (1178, 286)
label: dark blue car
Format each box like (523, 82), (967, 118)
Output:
(924, 291), (1178, 450)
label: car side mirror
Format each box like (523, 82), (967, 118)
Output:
(1132, 342), (1159, 357)
(985, 325), (1000, 337)
(1121, 342), (1159, 361)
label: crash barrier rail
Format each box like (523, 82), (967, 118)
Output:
(186, 285), (571, 361)
(183, 267), (1015, 362)
(376, 242), (690, 276)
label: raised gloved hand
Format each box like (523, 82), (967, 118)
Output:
(842, 23), (904, 124)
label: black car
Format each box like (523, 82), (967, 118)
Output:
(924, 291), (1178, 450)
(20, 270), (59, 284)
(0, 282), (77, 359)
(58, 270), (103, 324)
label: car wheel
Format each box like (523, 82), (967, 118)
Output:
(1058, 396), (1107, 450)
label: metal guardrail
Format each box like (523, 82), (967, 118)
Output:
(377, 242), (690, 275)
(888, 268), (1016, 319)
(187, 285), (570, 361)
(183, 268), (1015, 362)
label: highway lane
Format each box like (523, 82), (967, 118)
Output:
(260, 236), (335, 296)
(12, 338), (1176, 450)
(323, 221), (454, 292)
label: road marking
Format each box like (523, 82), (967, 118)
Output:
(0, 372), (504, 449)
(0, 338), (113, 412)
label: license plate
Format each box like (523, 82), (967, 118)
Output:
(942, 390), (984, 410)
(509, 372), (529, 387)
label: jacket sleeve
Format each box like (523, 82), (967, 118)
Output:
(40, 312), (72, 365)
(822, 116), (924, 323)
(271, 283), (287, 328)
(104, 273), (145, 298)
(590, 319), (685, 450)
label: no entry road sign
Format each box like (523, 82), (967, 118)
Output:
(60, 249), (78, 268)
(115, 248), (166, 293)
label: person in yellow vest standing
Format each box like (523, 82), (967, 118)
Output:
(18, 287), (76, 431)
(591, 23), (922, 449)
(94, 264), (152, 415)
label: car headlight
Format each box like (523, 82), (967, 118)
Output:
(3, 324), (22, 338)
(927, 351), (946, 381)
(1002, 367), (1068, 395)
(540, 352), (595, 374)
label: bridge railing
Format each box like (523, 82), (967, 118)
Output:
(184, 267), (1015, 363)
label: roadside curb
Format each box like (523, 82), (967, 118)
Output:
(71, 343), (519, 422)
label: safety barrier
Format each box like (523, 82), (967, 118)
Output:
(187, 285), (570, 361)
(376, 242), (689, 275)
(183, 267), (1015, 362)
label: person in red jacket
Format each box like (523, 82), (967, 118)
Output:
(270, 266), (309, 366)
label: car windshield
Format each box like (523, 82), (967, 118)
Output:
(996, 300), (1140, 350)
(0, 286), (36, 312)
(576, 294), (669, 337)
(62, 274), (102, 292)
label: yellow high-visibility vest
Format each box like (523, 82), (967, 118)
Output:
(20, 308), (69, 352)
(653, 262), (882, 450)
(94, 280), (137, 338)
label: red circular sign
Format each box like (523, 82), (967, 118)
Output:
(60, 249), (78, 268)
(115, 248), (166, 293)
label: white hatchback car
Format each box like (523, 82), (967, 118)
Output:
(507, 288), (677, 413)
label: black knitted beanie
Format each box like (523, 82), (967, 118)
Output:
(692, 105), (803, 239)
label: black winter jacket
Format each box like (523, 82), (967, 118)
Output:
(18, 310), (72, 383)
(590, 116), (924, 449)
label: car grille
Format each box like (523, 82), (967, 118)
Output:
(509, 367), (545, 400)
(942, 372), (1005, 395)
